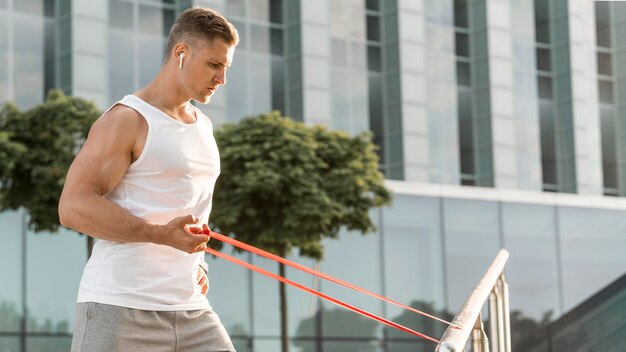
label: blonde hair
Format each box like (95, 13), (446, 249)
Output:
(166, 7), (239, 59)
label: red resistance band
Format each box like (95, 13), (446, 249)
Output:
(203, 230), (460, 344)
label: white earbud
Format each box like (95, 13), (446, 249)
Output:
(178, 53), (185, 69)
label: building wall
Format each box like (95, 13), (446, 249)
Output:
(1, 0), (626, 351)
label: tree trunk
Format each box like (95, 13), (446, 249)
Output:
(279, 245), (289, 352)
(86, 235), (94, 260)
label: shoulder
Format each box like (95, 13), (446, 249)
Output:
(87, 104), (147, 148)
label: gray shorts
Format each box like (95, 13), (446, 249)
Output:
(71, 302), (236, 352)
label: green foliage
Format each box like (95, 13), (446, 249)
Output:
(211, 111), (391, 259)
(0, 90), (100, 232)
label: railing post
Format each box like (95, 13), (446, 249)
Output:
(436, 250), (510, 352)
(471, 313), (489, 352)
(488, 285), (501, 352)
(498, 274), (511, 352)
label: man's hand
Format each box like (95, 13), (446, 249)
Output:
(157, 215), (210, 253)
(197, 266), (208, 295)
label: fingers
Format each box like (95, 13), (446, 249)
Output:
(197, 266), (208, 295)
(177, 214), (198, 227)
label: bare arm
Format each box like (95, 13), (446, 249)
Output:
(58, 105), (208, 253)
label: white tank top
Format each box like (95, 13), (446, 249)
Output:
(77, 95), (220, 311)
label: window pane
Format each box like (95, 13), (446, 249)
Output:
(26, 336), (72, 352)
(110, 0), (133, 30)
(367, 15), (380, 41)
(250, 24), (270, 53)
(226, 0), (245, 18)
(26, 229), (87, 333)
(0, 211), (23, 333)
(139, 5), (164, 35)
(443, 199), (500, 310)
(204, 251), (251, 335)
(321, 221), (382, 338)
(536, 48), (551, 72)
(559, 207), (626, 310)
(595, 2), (611, 48)
(597, 52), (612, 76)
(14, 0), (43, 15)
(368, 45), (381, 72)
(383, 196), (447, 340)
(454, 0), (468, 28)
(270, 0), (282, 24)
(13, 12), (44, 109)
(456, 61), (470, 86)
(332, 39), (348, 67)
(0, 337), (19, 352)
(538, 76), (553, 99)
(249, 0), (269, 22)
(455, 32), (469, 57)
(271, 28), (283, 55)
(598, 79), (613, 103)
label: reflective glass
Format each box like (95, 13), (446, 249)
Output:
(250, 24), (270, 53)
(14, 0), (43, 15)
(205, 251), (250, 334)
(536, 48), (551, 72)
(13, 12), (44, 109)
(109, 30), (134, 103)
(455, 32), (469, 57)
(368, 45), (381, 72)
(595, 2), (611, 48)
(0, 211), (23, 333)
(26, 336), (72, 352)
(501, 204), (560, 323)
(558, 207), (626, 310)
(271, 28), (283, 56)
(367, 15), (380, 41)
(454, 0), (468, 28)
(225, 0), (245, 18)
(26, 229), (87, 333)
(226, 51), (248, 121)
(0, 337), (19, 352)
(387, 340), (433, 352)
(271, 57), (286, 113)
(250, 54), (272, 115)
(382, 196), (447, 340)
(270, 0), (282, 24)
(597, 52), (612, 76)
(598, 79), (614, 103)
(322, 340), (380, 352)
(139, 36), (165, 86)
(443, 199), (500, 309)
(249, 0), (269, 22)
(252, 253), (319, 337)
(332, 39), (348, 67)
(320, 225), (383, 338)
(139, 4), (164, 35)
(0, 12), (8, 102)
(110, 0), (133, 30)
(600, 106), (617, 189)
(534, 0), (550, 43)
(456, 61), (470, 86)
(538, 76), (553, 99)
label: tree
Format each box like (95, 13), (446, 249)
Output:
(0, 90), (100, 255)
(210, 112), (392, 352)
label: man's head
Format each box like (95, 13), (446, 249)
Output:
(166, 7), (239, 104)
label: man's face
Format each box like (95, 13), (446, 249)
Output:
(182, 38), (235, 104)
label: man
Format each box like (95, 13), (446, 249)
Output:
(58, 7), (238, 352)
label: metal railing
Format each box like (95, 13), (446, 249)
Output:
(436, 249), (511, 352)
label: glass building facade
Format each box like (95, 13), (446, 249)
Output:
(1, 0), (626, 351)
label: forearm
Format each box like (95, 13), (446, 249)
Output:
(59, 192), (161, 244)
